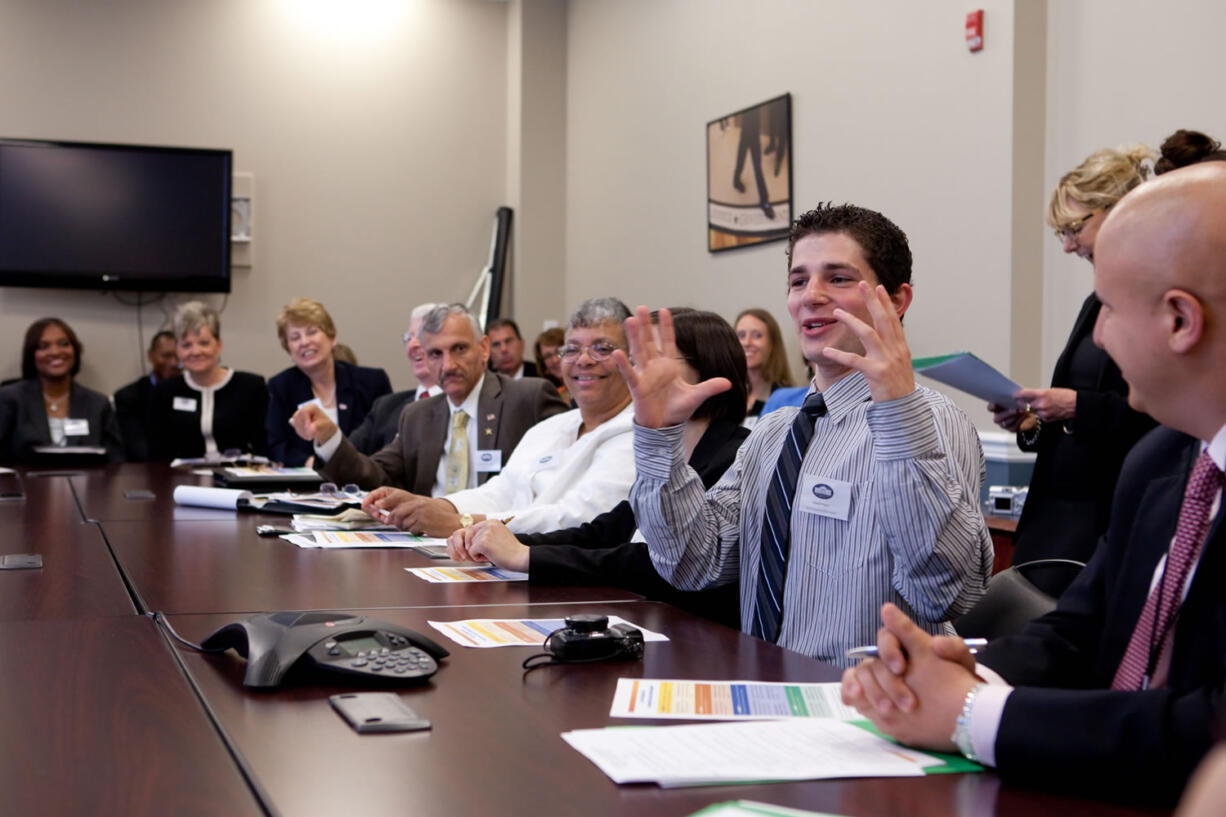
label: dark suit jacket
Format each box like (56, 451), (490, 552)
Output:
(520, 420), (750, 628)
(1012, 294), (1155, 576)
(0, 379), (123, 463)
(149, 371), (269, 460)
(320, 373), (568, 493)
(113, 375), (157, 461)
(348, 389), (415, 455)
(980, 426), (1226, 803)
(491, 360), (539, 378)
(266, 360), (392, 466)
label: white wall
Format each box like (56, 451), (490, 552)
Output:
(0, 0), (509, 394)
(1041, 0), (1226, 379)
(564, 0), (1022, 424)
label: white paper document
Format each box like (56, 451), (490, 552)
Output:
(609, 678), (859, 721)
(561, 719), (941, 787)
(912, 351), (1023, 407)
(428, 616), (668, 648)
(406, 565), (528, 583)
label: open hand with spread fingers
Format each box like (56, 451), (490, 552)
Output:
(610, 306), (732, 429)
(819, 281), (916, 403)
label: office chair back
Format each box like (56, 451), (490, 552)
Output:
(954, 559), (1085, 640)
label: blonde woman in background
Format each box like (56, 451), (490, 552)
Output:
(265, 297), (391, 466)
(149, 301), (268, 461)
(988, 145), (1157, 592)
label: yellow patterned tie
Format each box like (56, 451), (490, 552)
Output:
(444, 409), (469, 494)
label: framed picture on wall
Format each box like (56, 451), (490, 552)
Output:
(706, 93), (792, 252)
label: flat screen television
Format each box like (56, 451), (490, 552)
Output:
(0, 138), (232, 292)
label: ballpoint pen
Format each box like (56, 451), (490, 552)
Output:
(845, 637), (988, 660)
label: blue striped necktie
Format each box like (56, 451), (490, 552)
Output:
(752, 392), (827, 642)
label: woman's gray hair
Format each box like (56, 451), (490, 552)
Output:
(566, 297), (631, 331)
(173, 300), (221, 340)
(420, 303), (483, 340)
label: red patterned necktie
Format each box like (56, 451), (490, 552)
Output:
(1112, 451), (1222, 690)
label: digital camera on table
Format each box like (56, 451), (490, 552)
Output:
(988, 485), (1028, 517)
(545, 614), (644, 663)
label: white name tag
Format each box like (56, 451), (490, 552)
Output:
(63, 418), (90, 437)
(533, 453), (560, 471)
(173, 396), (198, 412)
(797, 474), (853, 521)
(475, 449), (502, 473)
(296, 397), (324, 411)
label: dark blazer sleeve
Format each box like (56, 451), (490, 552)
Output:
(265, 366), (311, 465)
(334, 361), (392, 436)
(74, 384), (123, 462)
(348, 390), (413, 455)
(979, 428), (1223, 803)
(320, 396), (439, 492)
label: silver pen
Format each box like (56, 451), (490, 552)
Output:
(845, 637), (988, 660)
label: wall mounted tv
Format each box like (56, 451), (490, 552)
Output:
(0, 138), (232, 293)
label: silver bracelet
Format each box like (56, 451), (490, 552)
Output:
(951, 682), (988, 762)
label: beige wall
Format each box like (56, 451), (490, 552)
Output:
(563, 0), (1023, 425)
(0, 0), (509, 394)
(1040, 0), (1226, 380)
(4, 0), (1225, 429)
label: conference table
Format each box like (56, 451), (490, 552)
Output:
(1, 464), (1170, 817)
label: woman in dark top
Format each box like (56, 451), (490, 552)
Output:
(989, 146), (1157, 591)
(265, 298), (391, 466)
(735, 307), (793, 428)
(445, 308), (750, 628)
(149, 301), (268, 460)
(0, 318), (122, 463)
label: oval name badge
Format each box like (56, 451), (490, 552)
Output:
(797, 474), (852, 521)
(475, 449), (502, 473)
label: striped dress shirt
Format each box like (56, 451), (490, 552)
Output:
(632, 371), (993, 667)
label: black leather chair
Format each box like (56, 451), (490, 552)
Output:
(954, 559), (1085, 640)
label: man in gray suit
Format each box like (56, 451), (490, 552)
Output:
(291, 304), (567, 495)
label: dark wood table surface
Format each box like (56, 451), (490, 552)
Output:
(169, 602), (1169, 817)
(0, 471), (135, 620)
(0, 616), (263, 817)
(70, 462), (272, 522)
(101, 518), (642, 615)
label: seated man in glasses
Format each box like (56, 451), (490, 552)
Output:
(291, 303), (567, 513)
(357, 298), (639, 537)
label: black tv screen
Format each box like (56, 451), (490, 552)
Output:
(0, 138), (232, 292)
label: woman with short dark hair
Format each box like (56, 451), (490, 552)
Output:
(0, 317), (123, 463)
(444, 308), (751, 627)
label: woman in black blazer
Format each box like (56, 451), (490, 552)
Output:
(149, 301), (268, 461)
(989, 146), (1157, 591)
(265, 298), (392, 466)
(443, 308), (751, 628)
(0, 318), (122, 463)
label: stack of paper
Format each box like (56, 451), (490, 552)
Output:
(561, 718), (943, 787)
(608, 678), (860, 721)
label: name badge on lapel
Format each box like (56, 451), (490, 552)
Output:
(63, 418), (90, 437)
(533, 453), (560, 472)
(797, 474), (852, 521)
(173, 396), (198, 412)
(475, 450), (502, 473)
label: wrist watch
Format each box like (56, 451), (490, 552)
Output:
(458, 513), (474, 528)
(952, 682), (988, 762)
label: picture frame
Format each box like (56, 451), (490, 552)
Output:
(706, 93), (792, 252)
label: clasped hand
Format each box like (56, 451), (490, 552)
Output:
(362, 487), (462, 537)
(446, 520), (529, 572)
(839, 603), (981, 753)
